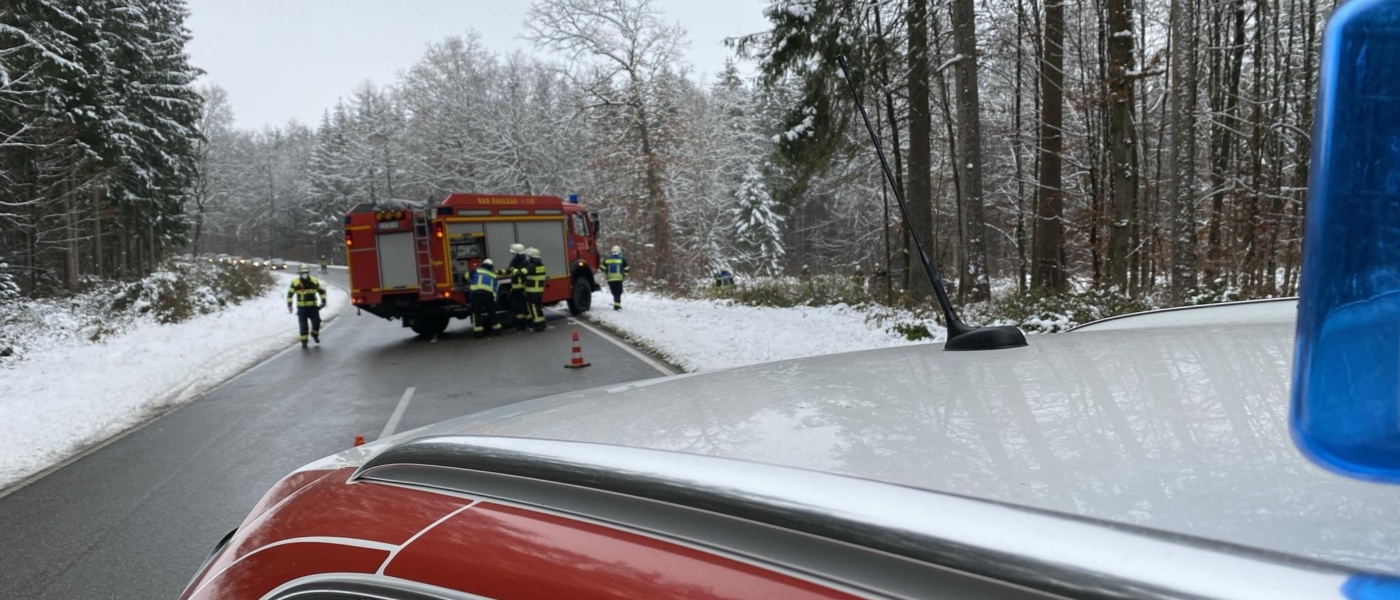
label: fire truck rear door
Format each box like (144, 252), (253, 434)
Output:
(376, 232), (418, 291)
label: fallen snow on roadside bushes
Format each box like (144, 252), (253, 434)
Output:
(586, 291), (946, 372)
(0, 274), (347, 489)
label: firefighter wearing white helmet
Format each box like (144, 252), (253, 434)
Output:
(603, 245), (630, 310)
(524, 247), (547, 331)
(506, 243), (531, 330)
(467, 258), (502, 339)
(286, 263), (327, 348)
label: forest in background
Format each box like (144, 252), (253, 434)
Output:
(3, 0), (1334, 312)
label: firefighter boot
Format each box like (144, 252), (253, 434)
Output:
(312, 332), (320, 344)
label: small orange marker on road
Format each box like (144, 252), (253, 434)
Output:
(354, 434), (365, 447)
(565, 329), (591, 369)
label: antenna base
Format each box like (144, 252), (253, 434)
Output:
(944, 320), (1029, 351)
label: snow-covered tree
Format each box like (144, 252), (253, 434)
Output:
(730, 166), (784, 276)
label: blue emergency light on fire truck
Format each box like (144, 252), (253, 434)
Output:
(343, 194), (602, 338)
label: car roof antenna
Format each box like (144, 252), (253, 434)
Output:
(837, 54), (1027, 351)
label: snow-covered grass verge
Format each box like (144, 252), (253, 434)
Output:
(586, 291), (944, 372)
(0, 273), (347, 490)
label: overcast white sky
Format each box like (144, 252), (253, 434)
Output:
(185, 0), (771, 130)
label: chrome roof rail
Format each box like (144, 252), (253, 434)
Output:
(352, 436), (1376, 600)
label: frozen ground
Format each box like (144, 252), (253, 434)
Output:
(0, 274), (347, 489)
(586, 290), (945, 372)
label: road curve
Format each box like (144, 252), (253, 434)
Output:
(0, 268), (669, 599)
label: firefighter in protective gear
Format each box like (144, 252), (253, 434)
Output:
(318, 256), (329, 275)
(603, 245), (629, 310)
(468, 258), (502, 339)
(506, 243), (531, 330)
(287, 264), (327, 348)
(524, 247), (547, 332)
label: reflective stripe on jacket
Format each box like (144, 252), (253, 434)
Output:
(604, 254), (629, 282)
(525, 261), (547, 293)
(287, 277), (326, 307)
(469, 268), (499, 294)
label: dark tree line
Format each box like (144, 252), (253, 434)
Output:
(743, 0), (1331, 304)
(0, 0), (202, 296)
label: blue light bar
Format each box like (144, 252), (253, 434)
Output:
(436, 206), (452, 216)
(568, 194), (579, 204)
(1291, 0), (1400, 483)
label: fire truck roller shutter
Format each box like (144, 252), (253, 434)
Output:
(484, 222), (516, 266)
(517, 220), (567, 276)
(376, 232), (418, 291)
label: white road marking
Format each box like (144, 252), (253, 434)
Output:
(378, 387), (416, 441)
(376, 502), (479, 575)
(564, 314), (675, 377)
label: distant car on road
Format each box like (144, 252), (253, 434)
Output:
(177, 299), (1398, 600)
(250, 257), (266, 267)
(268, 258), (286, 270)
(215, 254), (231, 264)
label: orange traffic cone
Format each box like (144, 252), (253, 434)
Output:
(565, 329), (591, 369)
(354, 434), (365, 447)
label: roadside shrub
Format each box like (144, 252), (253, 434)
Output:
(684, 274), (887, 308)
(1184, 278), (1243, 306)
(888, 321), (935, 341)
(2, 261), (275, 367)
(969, 289), (1152, 333)
(114, 261), (274, 324)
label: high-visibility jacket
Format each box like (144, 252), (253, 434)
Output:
(469, 268), (499, 294)
(506, 255), (531, 289)
(604, 254), (629, 282)
(525, 259), (547, 294)
(287, 276), (326, 308)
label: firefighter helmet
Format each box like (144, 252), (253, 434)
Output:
(481, 258), (494, 269)
(510, 243), (525, 255)
(611, 245), (621, 254)
(298, 264), (311, 274)
(528, 247), (541, 259)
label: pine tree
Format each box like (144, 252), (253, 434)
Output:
(731, 165), (785, 276)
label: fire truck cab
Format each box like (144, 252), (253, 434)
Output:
(344, 194), (602, 337)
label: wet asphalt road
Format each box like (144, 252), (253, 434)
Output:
(0, 268), (670, 600)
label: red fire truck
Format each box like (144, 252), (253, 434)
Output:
(344, 193), (602, 337)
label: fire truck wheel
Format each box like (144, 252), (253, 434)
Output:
(410, 316), (450, 337)
(567, 278), (592, 316)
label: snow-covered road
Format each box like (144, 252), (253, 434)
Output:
(0, 274), (347, 489)
(585, 290), (944, 372)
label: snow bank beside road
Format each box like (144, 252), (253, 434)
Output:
(586, 291), (943, 372)
(0, 274), (347, 489)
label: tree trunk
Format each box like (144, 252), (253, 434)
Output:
(1105, 0), (1139, 290)
(64, 180), (80, 292)
(874, 6), (908, 296)
(635, 100), (670, 282)
(1014, 0), (1029, 294)
(951, 0), (990, 301)
(905, 0), (934, 299)
(1205, 0), (1247, 280)
(1033, 0), (1067, 292)
(1167, 0), (1199, 303)
(929, 2), (963, 297)
(92, 187), (105, 280)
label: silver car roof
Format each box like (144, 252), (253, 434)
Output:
(376, 313), (1399, 575)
